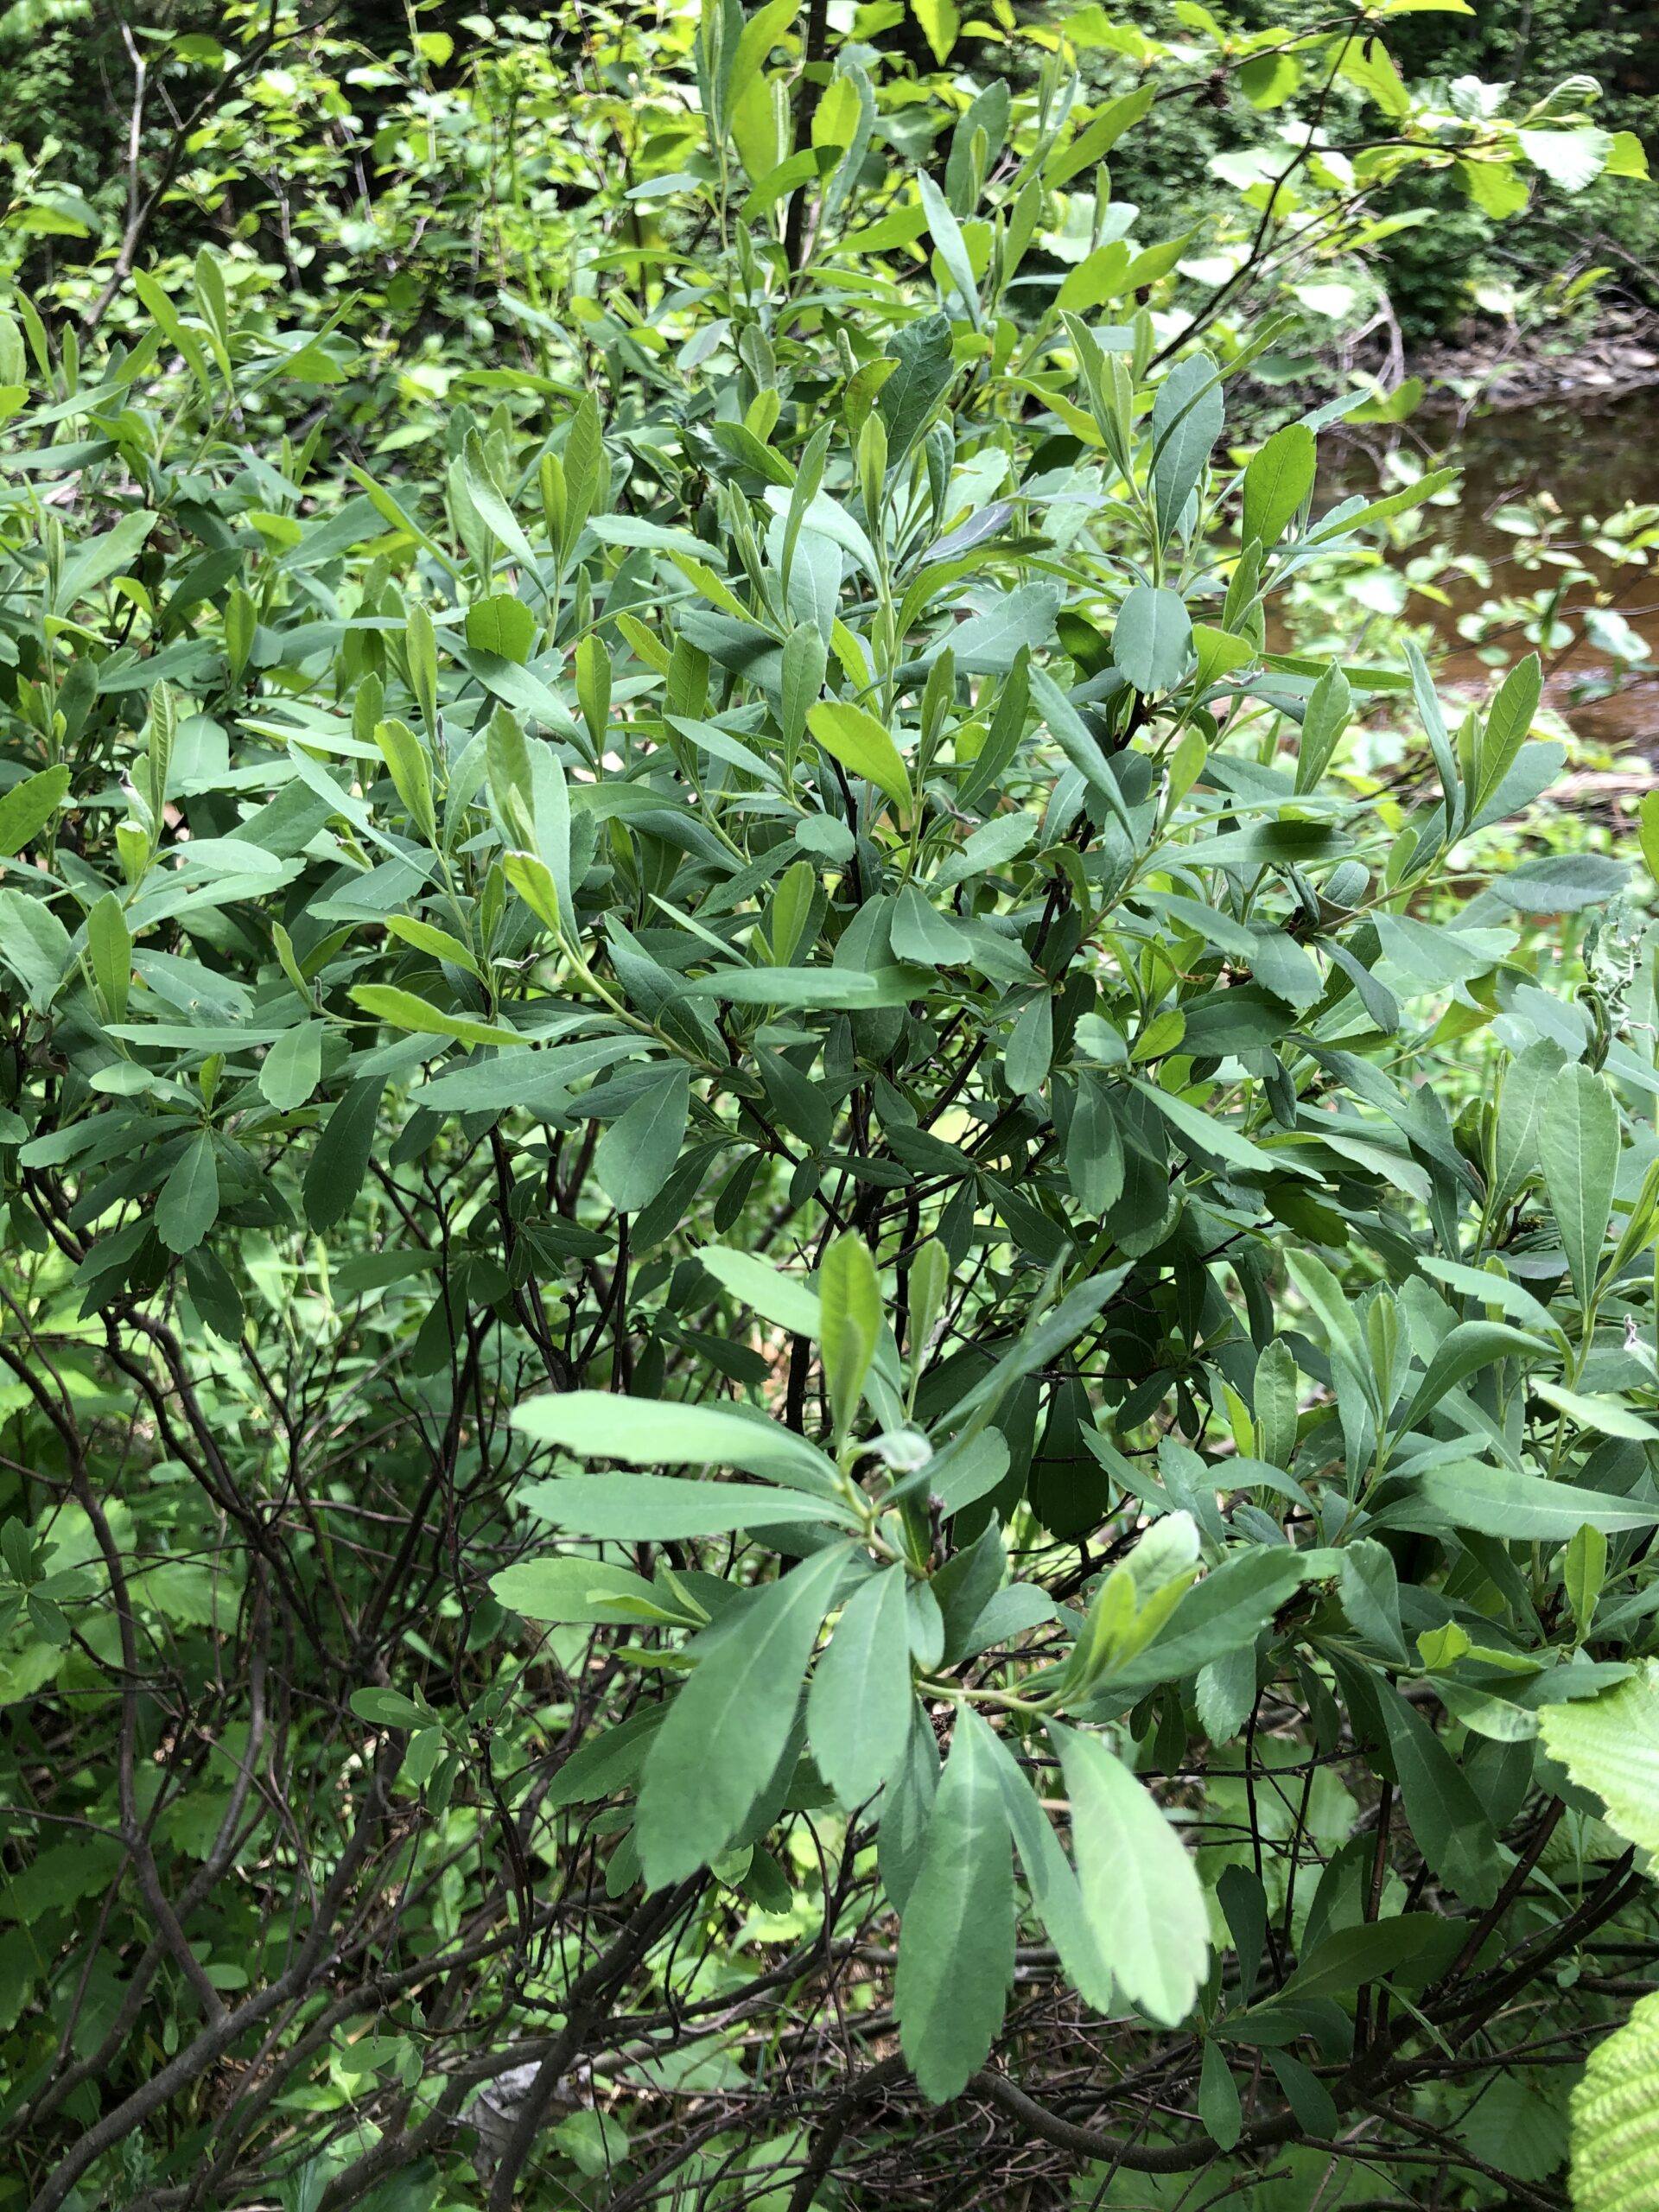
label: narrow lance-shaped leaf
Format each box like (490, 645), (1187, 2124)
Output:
(1241, 421), (1315, 549)
(1476, 652), (1541, 816)
(982, 1719), (1114, 2012)
(807, 699), (912, 813)
(86, 892), (131, 1021)
(520, 1474), (859, 1539)
(513, 1389), (840, 1491)
(1050, 1720), (1210, 2025)
(303, 1079), (386, 1232)
(0, 765), (70, 858)
(808, 1565), (913, 1807)
(156, 1131), (220, 1255)
(635, 1540), (852, 1889)
(1150, 352), (1222, 539)
(894, 1706), (1015, 2101)
(819, 1234), (880, 1446)
(1491, 1038), (1567, 1215)
(1538, 1062), (1618, 1310)
(1379, 1689), (1505, 1906)
(594, 1067), (690, 1215)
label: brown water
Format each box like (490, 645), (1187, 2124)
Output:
(1324, 385), (1659, 754)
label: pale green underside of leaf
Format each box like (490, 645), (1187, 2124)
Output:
(1541, 1661), (1659, 1856)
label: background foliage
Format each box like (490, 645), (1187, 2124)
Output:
(3, 5), (1659, 2212)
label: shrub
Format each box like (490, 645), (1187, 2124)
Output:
(2, 10), (1658, 2211)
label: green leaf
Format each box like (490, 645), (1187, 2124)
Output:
(302, 1079), (385, 1232)
(1027, 665), (1134, 834)
(0, 888), (72, 1007)
(635, 1541), (851, 1887)
(1497, 853), (1629, 913)
(681, 964), (925, 1008)
(895, 1707), (1014, 2101)
(917, 172), (980, 327)
(54, 509), (159, 610)
(1253, 1339), (1300, 1468)
(461, 432), (538, 569)
(156, 1131), (220, 1255)
(781, 625), (827, 751)
(1339, 1540), (1410, 1666)
(1538, 1063), (1618, 1308)
(1566, 1522), (1609, 1638)
(464, 594), (537, 663)
(740, 146), (836, 220)
(1533, 1383), (1659, 1441)
(807, 700), (912, 813)
(1056, 240), (1130, 313)
(1135, 1078), (1287, 1176)
(949, 583), (1061, 674)
(0, 766), (70, 858)
(1279, 1915), (1464, 2003)
(910, 0), (960, 66)
(1492, 1039), (1567, 1213)
(1294, 662), (1352, 793)
(808, 1566), (912, 1807)
(1517, 126), (1612, 193)
(588, 515), (718, 561)
(874, 308), (954, 469)
(545, 1706), (665, 1810)
(982, 1719), (1115, 2012)
(404, 598), (439, 734)
(1310, 466), (1459, 543)
(1461, 154), (1530, 219)
(699, 1247), (820, 1337)
(1568, 1990), (1659, 2212)
(350, 1688), (431, 1730)
(385, 914), (480, 976)
(1241, 423), (1315, 549)
(86, 893), (130, 1022)
(1005, 994), (1052, 1095)
(874, 1703), (938, 1914)
(819, 1234), (880, 1446)
(1150, 353), (1222, 539)
(1402, 1319), (1552, 1427)
(892, 882), (968, 967)
(490, 1555), (674, 1625)
(1540, 1660), (1659, 1855)
(372, 717), (437, 843)
(1050, 1721), (1209, 2024)
(594, 1067), (690, 1214)
(258, 1021), (325, 1111)
(1113, 586), (1192, 695)
(351, 984), (522, 1048)
(1199, 2040), (1242, 2151)
(1065, 1068), (1124, 1216)
(1046, 86), (1154, 188)
(512, 1389), (838, 1488)
(1284, 1248), (1362, 1358)
(521, 1474), (856, 1539)
(1605, 130), (1650, 180)
(1379, 1689), (1504, 1906)
(1101, 1547), (1309, 1698)
(1416, 1463), (1659, 1540)
(1477, 652), (1541, 817)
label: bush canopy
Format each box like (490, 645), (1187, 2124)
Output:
(3, 6), (1659, 2212)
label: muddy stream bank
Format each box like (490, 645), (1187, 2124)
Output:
(1323, 382), (1659, 757)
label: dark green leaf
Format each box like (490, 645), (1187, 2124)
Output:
(636, 1541), (851, 1886)
(894, 1707), (1014, 2101)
